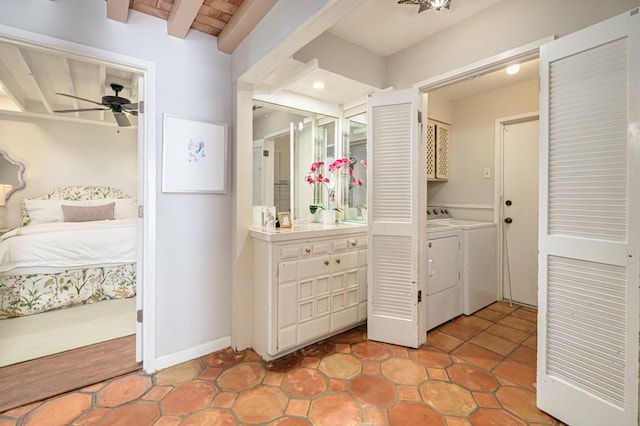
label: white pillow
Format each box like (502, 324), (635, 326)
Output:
(112, 198), (138, 220)
(25, 198), (138, 224)
(24, 199), (65, 224)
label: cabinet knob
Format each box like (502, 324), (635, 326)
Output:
(324, 260), (329, 266)
(305, 248), (311, 253)
(350, 241), (356, 247)
(335, 259), (341, 264)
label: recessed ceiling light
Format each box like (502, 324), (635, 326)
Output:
(506, 64), (520, 75)
(313, 81), (325, 90)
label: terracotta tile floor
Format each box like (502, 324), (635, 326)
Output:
(0, 301), (564, 425)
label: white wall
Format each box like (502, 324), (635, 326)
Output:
(0, 113), (137, 228)
(294, 32), (386, 89)
(387, 0), (640, 89)
(427, 79), (538, 211)
(1, 0), (233, 369)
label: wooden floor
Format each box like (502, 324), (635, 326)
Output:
(0, 335), (140, 413)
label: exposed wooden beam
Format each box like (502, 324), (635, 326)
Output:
(167, 0), (205, 39)
(218, 0), (277, 54)
(61, 58), (80, 117)
(0, 43), (33, 112)
(12, 46), (54, 114)
(107, 0), (130, 23)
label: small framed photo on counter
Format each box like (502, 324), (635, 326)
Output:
(278, 212), (292, 228)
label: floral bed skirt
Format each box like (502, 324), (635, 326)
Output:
(0, 263), (136, 319)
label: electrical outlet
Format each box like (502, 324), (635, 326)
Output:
(483, 168), (491, 179)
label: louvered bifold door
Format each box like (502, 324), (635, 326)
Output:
(367, 89), (425, 348)
(537, 9), (640, 426)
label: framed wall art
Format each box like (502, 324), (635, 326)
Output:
(162, 113), (227, 193)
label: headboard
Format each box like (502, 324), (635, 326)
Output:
(21, 186), (132, 226)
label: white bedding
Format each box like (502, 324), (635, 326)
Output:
(0, 219), (137, 275)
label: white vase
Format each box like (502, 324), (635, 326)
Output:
(322, 209), (337, 225)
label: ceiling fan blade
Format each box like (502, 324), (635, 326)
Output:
(55, 92), (105, 106)
(54, 107), (110, 113)
(113, 111), (131, 127)
(122, 103), (138, 111)
(127, 110), (139, 116)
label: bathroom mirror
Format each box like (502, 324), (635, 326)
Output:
(252, 100), (338, 222)
(0, 150), (26, 201)
(342, 112), (367, 222)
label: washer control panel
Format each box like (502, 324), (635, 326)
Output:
(427, 207), (452, 220)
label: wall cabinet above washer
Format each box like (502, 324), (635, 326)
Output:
(426, 119), (450, 181)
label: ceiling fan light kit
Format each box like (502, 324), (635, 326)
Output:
(53, 83), (139, 127)
(398, 0), (452, 13)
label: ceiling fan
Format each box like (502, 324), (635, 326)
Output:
(54, 83), (138, 127)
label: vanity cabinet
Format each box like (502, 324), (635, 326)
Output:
(426, 119), (450, 180)
(252, 225), (367, 360)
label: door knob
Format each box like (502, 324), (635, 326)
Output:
(505, 200), (512, 206)
(504, 217), (513, 224)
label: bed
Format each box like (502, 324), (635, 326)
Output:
(0, 186), (137, 319)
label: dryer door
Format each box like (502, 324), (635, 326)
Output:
(427, 234), (460, 295)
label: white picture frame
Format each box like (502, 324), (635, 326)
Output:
(162, 113), (227, 193)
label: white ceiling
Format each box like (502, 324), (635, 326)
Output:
(0, 42), (140, 128)
(330, 0), (504, 57)
(0, 0), (529, 125)
(274, 0), (535, 107)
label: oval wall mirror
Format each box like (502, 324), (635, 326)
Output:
(0, 150), (26, 201)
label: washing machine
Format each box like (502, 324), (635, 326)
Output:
(426, 220), (462, 330)
(427, 207), (498, 317)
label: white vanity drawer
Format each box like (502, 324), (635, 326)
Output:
(332, 238), (361, 252)
(280, 246), (301, 259)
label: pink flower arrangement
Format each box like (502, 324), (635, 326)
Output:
(306, 158), (349, 212)
(306, 157), (366, 213)
(305, 161), (329, 186)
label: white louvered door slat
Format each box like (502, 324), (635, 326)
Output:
(367, 89), (425, 348)
(537, 9), (639, 426)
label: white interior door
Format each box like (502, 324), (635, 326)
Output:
(537, 9), (639, 425)
(135, 76), (144, 363)
(502, 119), (538, 307)
(367, 89), (426, 348)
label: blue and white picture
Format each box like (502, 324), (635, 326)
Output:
(162, 114), (227, 193)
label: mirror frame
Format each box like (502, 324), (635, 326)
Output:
(0, 149), (26, 201)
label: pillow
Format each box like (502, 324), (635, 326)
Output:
(113, 198), (138, 220)
(62, 202), (115, 222)
(24, 197), (137, 224)
(23, 199), (65, 225)
(75, 198), (137, 220)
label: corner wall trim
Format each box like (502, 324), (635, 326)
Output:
(155, 336), (232, 372)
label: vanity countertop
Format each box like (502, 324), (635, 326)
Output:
(250, 221), (367, 243)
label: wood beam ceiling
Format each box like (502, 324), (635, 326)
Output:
(104, 0), (275, 54)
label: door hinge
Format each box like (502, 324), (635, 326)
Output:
(417, 290), (422, 303)
(138, 100), (144, 114)
(418, 110), (422, 123)
(138, 205), (144, 218)
(137, 309), (143, 323)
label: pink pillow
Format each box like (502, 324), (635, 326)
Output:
(62, 202), (115, 222)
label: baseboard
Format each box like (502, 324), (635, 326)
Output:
(154, 335), (231, 371)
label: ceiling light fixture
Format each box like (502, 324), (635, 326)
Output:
(506, 64), (520, 75)
(398, 0), (451, 13)
(313, 81), (325, 90)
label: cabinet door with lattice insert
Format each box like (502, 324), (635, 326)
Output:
(425, 120), (436, 179)
(435, 121), (450, 179)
